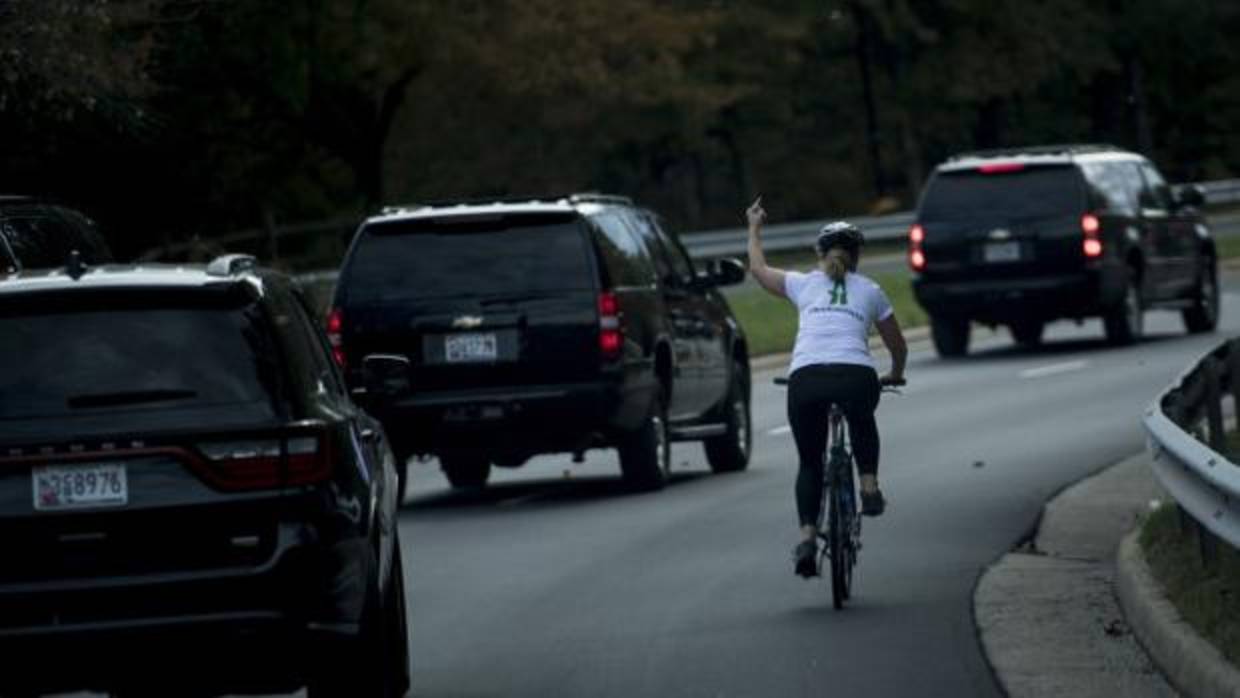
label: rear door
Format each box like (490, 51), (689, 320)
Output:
(336, 213), (602, 393)
(1138, 162), (1195, 297)
(916, 164), (1088, 280)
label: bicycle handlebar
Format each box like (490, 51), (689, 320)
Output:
(771, 375), (906, 390)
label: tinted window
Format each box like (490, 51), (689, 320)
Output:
(1081, 162), (1138, 215)
(624, 211), (693, 283)
(1138, 163), (1173, 210)
(0, 296), (283, 421)
(0, 207), (58, 268)
(919, 166), (1086, 220)
(593, 212), (655, 286)
(345, 215), (595, 302)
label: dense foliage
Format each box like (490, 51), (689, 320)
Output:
(2, 0), (1238, 260)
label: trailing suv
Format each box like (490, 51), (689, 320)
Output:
(0, 195), (113, 273)
(908, 144), (1217, 356)
(0, 255), (409, 696)
(330, 193), (751, 492)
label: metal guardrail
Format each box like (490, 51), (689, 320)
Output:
(141, 179), (1240, 268)
(1144, 338), (1240, 554)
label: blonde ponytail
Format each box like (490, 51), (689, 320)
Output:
(823, 247), (852, 283)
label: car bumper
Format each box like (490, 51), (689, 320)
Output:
(374, 378), (655, 457)
(913, 265), (1126, 322)
(0, 523), (373, 693)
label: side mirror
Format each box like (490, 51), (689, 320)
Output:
(698, 257), (745, 288)
(362, 354), (412, 398)
(1174, 184), (1206, 209)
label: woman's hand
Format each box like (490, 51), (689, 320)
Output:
(746, 197), (767, 229)
(879, 373), (906, 387)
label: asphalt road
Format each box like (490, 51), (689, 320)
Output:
(396, 277), (1240, 698)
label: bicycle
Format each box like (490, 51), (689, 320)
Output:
(775, 375), (902, 609)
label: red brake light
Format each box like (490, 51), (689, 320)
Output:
(1083, 238), (1103, 258)
(978, 162), (1026, 174)
(195, 429), (332, 491)
(598, 292), (622, 360)
(909, 249), (927, 271)
(326, 308), (345, 368)
(909, 224), (926, 244)
(1081, 214), (1101, 235)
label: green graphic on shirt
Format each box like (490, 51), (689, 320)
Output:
(829, 280), (848, 306)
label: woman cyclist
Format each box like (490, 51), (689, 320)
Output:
(745, 197), (908, 578)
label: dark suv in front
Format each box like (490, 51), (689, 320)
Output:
(908, 144), (1217, 356)
(0, 255), (409, 696)
(330, 193), (751, 492)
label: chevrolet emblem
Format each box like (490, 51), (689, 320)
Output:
(452, 315), (484, 329)
(988, 228), (1012, 241)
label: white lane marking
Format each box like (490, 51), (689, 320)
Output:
(1020, 360), (1089, 380)
(768, 425), (792, 436)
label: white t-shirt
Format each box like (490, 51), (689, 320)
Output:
(784, 270), (894, 373)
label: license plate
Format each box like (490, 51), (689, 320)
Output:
(984, 241), (1021, 263)
(33, 463), (128, 511)
(445, 332), (498, 363)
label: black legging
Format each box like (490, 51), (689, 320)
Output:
(787, 363), (881, 527)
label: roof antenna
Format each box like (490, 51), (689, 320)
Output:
(66, 249), (87, 280)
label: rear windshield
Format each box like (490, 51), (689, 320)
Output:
(0, 296), (283, 421)
(343, 214), (595, 302)
(919, 166), (1086, 220)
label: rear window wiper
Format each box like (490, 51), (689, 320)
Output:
(66, 389), (199, 409)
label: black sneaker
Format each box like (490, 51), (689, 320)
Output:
(793, 539), (818, 578)
(861, 489), (886, 517)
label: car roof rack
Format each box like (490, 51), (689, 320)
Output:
(379, 192), (633, 215)
(206, 253), (259, 277)
(948, 144), (1125, 161)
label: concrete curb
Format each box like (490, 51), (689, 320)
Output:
(748, 325), (931, 373)
(1117, 530), (1240, 698)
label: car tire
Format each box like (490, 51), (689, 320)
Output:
(1009, 320), (1045, 348)
(306, 546), (406, 697)
(619, 388), (670, 491)
(1183, 258), (1219, 334)
(1104, 270), (1143, 345)
(704, 363), (751, 473)
(441, 455), (491, 489)
(930, 315), (970, 357)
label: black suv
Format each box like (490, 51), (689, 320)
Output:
(0, 195), (113, 273)
(330, 193), (751, 492)
(0, 256), (409, 696)
(909, 145), (1217, 356)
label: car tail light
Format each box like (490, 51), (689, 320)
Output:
(1081, 213), (1103, 258)
(195, 427), (332, 491)
(598, 292), (622, 360)
(908, 224), (927, 272)
(978, 162), (1025, 174)
(326, 308), (346, 368)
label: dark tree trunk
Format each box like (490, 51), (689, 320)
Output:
(851, 5), (885, 198)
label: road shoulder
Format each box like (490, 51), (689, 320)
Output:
(973, 454), (1176, 697)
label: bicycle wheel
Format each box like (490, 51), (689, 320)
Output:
(828, 482), (850, 609)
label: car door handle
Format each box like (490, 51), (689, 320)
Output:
(360, 427), (378, 441)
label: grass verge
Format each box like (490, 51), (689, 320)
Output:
(725, 268), (926, 357)
(1140, 503), (1240, 664)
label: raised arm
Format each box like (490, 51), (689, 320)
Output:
(746, 197), (788, 299)
(875, 314), (908, 386)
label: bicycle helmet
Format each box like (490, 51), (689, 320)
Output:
(815, 221), (865, 257)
